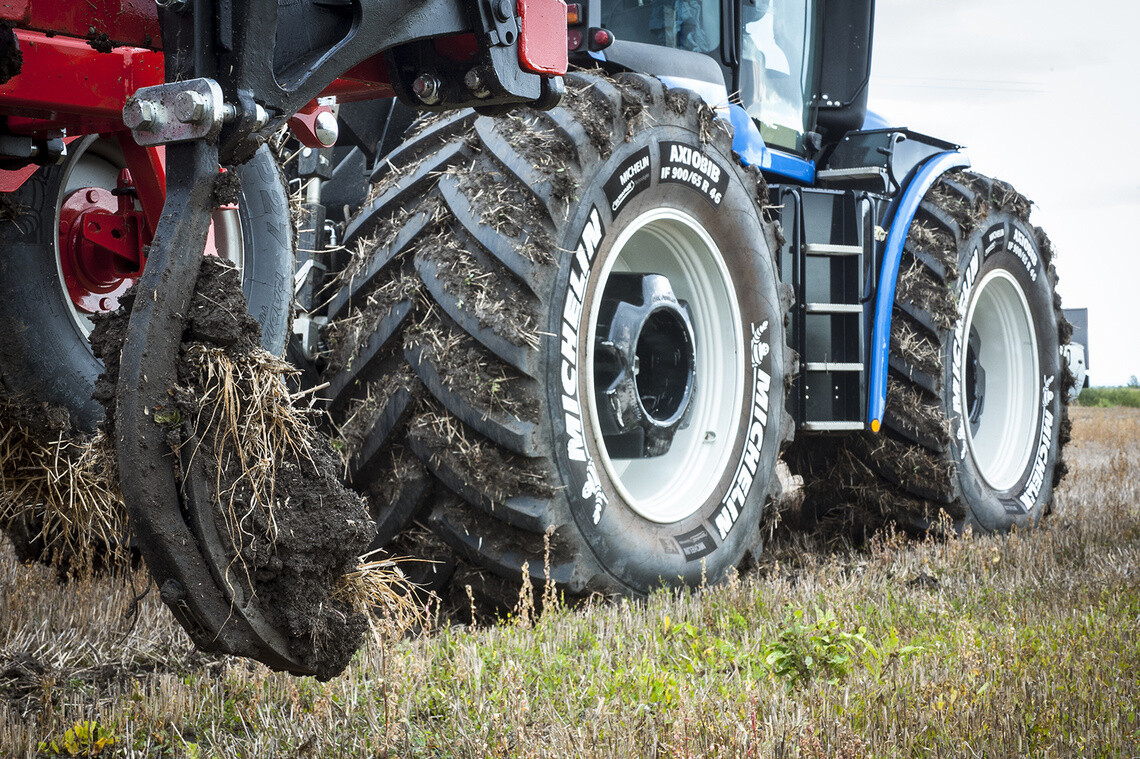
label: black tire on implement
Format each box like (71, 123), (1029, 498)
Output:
(0, 140), (293, 431)
(792, 170), (1070, 534)
(325, 72), (792, 602)
(0, 140), (293, 560)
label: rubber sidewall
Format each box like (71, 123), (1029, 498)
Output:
(943, 214), (1062, 531)
(546, 125), (786, 592)
(0, 144), (292, 432)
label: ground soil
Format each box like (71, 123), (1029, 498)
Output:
(91, 257), (373, 680)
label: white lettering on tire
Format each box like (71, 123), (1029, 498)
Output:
(561, 206), (609, 523)
(711, 320), (771, 541)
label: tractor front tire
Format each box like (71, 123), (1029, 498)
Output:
(794, 170), (1070, 534)
(325, 73), (792, 603)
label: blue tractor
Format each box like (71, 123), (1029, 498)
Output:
(311, 0), (1071, 603)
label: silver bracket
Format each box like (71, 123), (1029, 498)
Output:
(123, 78), (232, 147)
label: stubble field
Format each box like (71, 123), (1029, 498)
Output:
(2, 406), (1138, 757)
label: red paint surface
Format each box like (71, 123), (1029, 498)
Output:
(518, 0), (568, 75)
(2, 0), (161, 50)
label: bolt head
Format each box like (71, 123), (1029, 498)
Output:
(411, 73), (442, 105)
(464, 69), (491, 99)
(174, 90), (209, 124)
(493, 0), (513, 21)
(123, 99), (159, 130)
(314, 111), (339, 147)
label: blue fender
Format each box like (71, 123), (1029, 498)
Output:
(724, 104), (815, 183)
(867, 151), (971, 431)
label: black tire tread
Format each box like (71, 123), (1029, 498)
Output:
(325, 72), (789, 608)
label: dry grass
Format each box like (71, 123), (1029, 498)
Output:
(332, 553), (424, 637)
(0, 400), (127, 567)
(2, 407), (1138, 757)
(181, 344), (318, 551)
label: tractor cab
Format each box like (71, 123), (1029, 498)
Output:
(579, 0), (874, 156)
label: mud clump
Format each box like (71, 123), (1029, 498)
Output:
(92, 257), (373, 680)
(85, 27), (114, 54)
(213, 170), (242, 206)
(0, 394), (126, 570)
(0, 28), (23, 85)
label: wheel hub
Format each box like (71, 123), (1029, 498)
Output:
(57, 170), (147, 314)
(961, 269), (1040, 491)
(966, 324), (986, 432)
(593, 272), (696, 458)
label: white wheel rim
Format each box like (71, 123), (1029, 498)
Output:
(584, 208), (745, 524)
(961, 269), (1040, 491)
(53, 139), (244, 342)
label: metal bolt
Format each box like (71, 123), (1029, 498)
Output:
(493, 0), (513, 21)
(252, 103), (269, 128)
(174, 90), (209, 124)
(464, 69), (491, 99)
(123, 99), (159, 130)
(314, 110), (339, 147)
(412, 73), (443, 105)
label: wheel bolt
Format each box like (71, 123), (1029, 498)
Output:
(464, 69), (491, 99)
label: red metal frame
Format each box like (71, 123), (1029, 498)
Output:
(0, 29), (393, 140)
(0, 30), (164, 136)
(0, 24), (392, 206)
(0, 0), (161, 51)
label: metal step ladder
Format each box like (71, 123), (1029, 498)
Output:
(792, 190), (874, 431)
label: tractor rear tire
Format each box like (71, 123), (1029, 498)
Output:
(792, 170), (1070, 534)
(324, 73), (792, 604)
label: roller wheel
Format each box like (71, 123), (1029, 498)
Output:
(324, 72), (792, 604)
(791, 170), (1070, 534)
(0, 139), (293, 561)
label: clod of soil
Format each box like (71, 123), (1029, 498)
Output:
(213, 170), (242, 206)
(91, 257), (374, 679)
(85, 27), (114, 54)
(0, 394), (126, 569)
(0, 29), (23, 85)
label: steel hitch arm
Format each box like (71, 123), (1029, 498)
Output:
(114, 0), (565, 674)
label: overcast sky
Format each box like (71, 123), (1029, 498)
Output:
(871, 0), (1140, 386)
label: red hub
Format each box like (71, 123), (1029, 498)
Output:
(58, 169), (149, 314)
